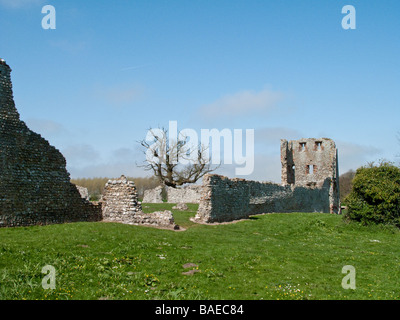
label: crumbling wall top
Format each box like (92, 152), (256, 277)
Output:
(0, 58), (10, 69)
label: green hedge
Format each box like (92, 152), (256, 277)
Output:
(344, 161), (400, 227)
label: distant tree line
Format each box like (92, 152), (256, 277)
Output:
(339, 170), (356, 203)
(71, 176), (160, 201)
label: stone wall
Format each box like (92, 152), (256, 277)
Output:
(195, 138), (340, 223)
(76, 185), (89, 201)
(0, 59), (102, 228)
(141, 185), (202, 204)
(194, 174), (335, 224)
(167, 185), (202, 203)
(142, 186), (163, 203)
(281, 138), (340, 214)
(101, 176), (178, 230)
(101, 175), (142, 220)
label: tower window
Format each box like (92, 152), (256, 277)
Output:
(306, 164), (316, 175)
(315, 141), (322, 151)
(300, 142), (306, 151)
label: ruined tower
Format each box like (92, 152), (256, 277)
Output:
(0, 59), (20, 121)
(280, 138), (340, 214)
(0, 58), (102, 227)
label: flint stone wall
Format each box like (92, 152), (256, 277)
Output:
(194, 174), (334, 223)
(76, 185), (89, 201)
(101, 176), (178, 229)
(167, 185), (201, 203)
(142, 186), (163, 203)
(101, 175), (142, 220)
(124, 210), (177, 229)
(0, 59), (102, 228)
(281, 138), (340, 214)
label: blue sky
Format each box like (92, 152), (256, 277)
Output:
(1, 0), (399, 182)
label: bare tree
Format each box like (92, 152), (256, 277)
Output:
(137, 126), (219, 188)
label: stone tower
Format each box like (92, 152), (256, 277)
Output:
(280, 138), (340, 214)
(0, 58), (102, 227)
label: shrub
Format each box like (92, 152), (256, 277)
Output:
(344, 161), (400, 227)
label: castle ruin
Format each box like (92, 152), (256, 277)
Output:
(193, 138), (340, 224)
(0, 59), (102, 227)
(0, 58), (340, 229)
(281, 138), (340, 214)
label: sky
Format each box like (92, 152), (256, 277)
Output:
(1, 0), (399, 183)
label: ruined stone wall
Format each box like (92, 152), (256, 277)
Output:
(142, 186), (163, 203)
(0, 59), (102, 227)
(194, 174), (334, 224)
(167, 185), (202, 203)
(76, 185), (89, 201)
(101, 176), (178, 230)
(195, 138), (340, 224)
(142, 185), (202, 204)
(281, 138), (340, 214)
(101, 175), (142, 220)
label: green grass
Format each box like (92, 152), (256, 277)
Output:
(1, 204), (400, 300)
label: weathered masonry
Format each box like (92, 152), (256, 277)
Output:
(166, 185), (202, 204)
(142, 185), (202, 204)
(0, 59), (102, 227)
(281, 138), (340, 214)
(194, 138), (340, 224)
(101, 175), (178, 230)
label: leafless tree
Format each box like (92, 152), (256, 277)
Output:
(137, 126), (219, 188)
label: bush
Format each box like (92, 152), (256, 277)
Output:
(344, 161), (400, 227)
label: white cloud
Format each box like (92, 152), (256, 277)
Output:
(112, 147), (136, 160)
(255, 127), (303, 146)
(336, 141), (382, 174)
(198, 87), (283, 118)
(65, 146), (146, 179)
(213, 153), (281, 183)
(93, 83), (145, 107)
(62, 144), (101, 167)
(25, 118), (68, 136)
(67, 162), (148, 179)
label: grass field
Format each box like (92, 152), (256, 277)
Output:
(1, 203), (400, 300)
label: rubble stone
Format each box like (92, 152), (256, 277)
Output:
(167, 185), (201, 203)
(76, 185), (89, 201)
(172, 203), (189, 211)
(142, 185), (163, 203)
(101, 175), (179, 230)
